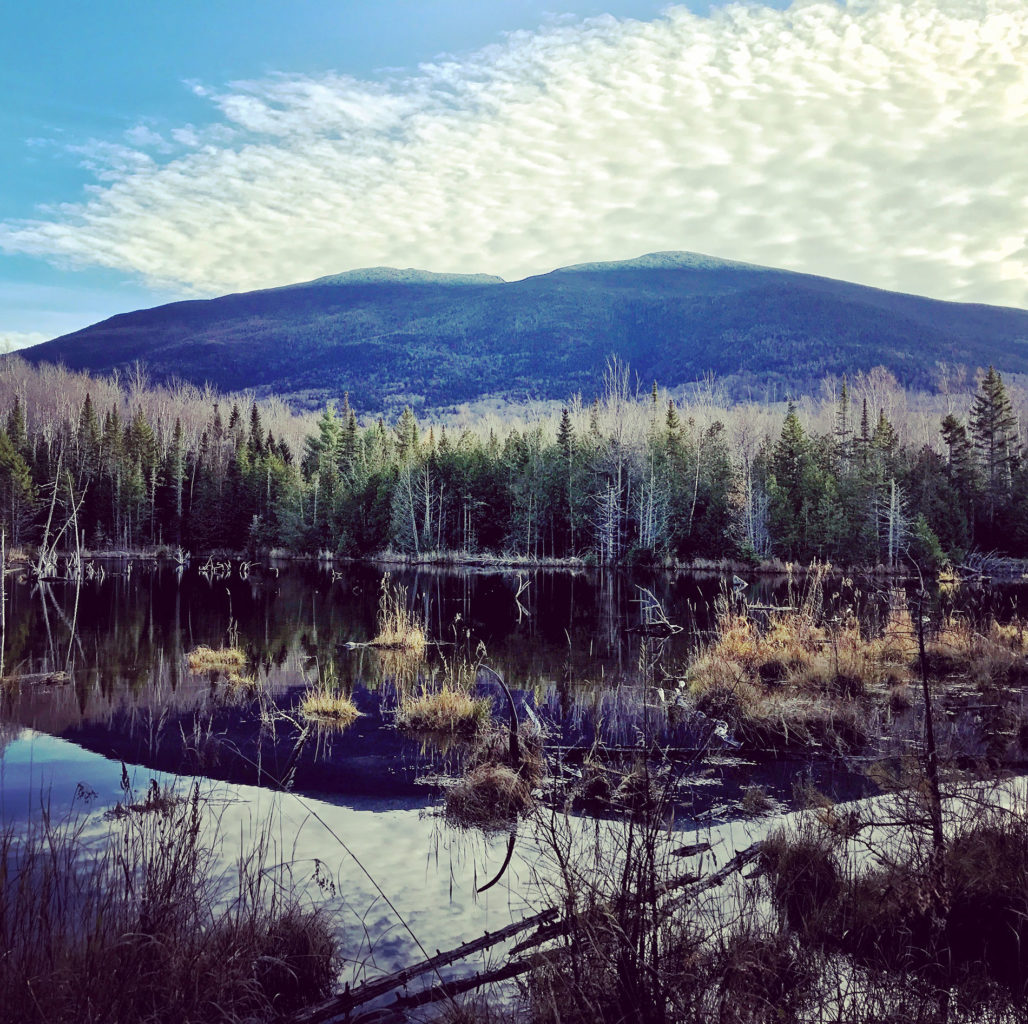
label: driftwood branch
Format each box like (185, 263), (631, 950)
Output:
(478, 663), (520, 765)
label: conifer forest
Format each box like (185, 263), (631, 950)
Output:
(0, 357), (1025, 570)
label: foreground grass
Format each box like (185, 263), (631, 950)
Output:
(439, 778), (1028, 1024)
(0, 784), (337, 1024)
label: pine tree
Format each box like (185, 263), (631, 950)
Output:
(76, 393), (101, 477)
(394, 407), (419, 465)
(940, 413), (976, 540)
(834, 376), (852, 464)
(557, 408), (575, 461)
(970, 366), (1019, 527)
(248, 403), (265, 457)
(6, 396), (28, 457)
(766, 404), (819, 559)
(168, 418), (185, 542)
(0, 429), (34, 546)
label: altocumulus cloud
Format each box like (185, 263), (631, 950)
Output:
(2, 0), (1026, 306)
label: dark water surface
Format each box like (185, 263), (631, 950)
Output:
(4, 560), (1023, 822)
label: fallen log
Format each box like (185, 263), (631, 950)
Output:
(351, 954), (544, 1022)
(293, 840), (764, 1024)
(291, 906), (559, 1024)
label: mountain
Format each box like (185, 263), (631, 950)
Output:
(16, 252), (1028, 413)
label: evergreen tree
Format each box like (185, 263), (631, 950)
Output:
(6, 396), (28, 457)
(394, 407), (419, 465)
(970, 366), (1019, 529)
(0, 430), (34, 546)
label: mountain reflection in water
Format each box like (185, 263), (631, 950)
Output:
(1, 560), (962, 816)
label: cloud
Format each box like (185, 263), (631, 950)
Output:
(0, 331), (49, 353)
(2, 0), (1026, 306)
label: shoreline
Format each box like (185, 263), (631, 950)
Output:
(10, 545), (1028, 580)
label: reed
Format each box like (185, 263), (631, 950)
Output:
(371, 573), (427, 652)
(0, 782), (337, 1024)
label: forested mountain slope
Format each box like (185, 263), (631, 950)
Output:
(17, 253), (1028, 413)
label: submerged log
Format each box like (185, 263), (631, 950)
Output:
(626, 621), (683, 637)
(1, 670), (71, 687)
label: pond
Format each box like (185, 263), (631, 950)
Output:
(4, 559), (1028, 1002)
(0, 560), (885, 820)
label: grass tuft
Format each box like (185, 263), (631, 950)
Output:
(187, 645), (246, 673)
(299, 688), (361, 727)
(445, 763), (535, 829)
(397, 684), (492, 735)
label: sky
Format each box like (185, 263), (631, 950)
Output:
(1, 0), (1025, 350)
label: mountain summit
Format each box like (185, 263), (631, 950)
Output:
(16, 252), (1028, 413)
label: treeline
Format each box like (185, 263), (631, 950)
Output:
(0, 357), (1025, 566)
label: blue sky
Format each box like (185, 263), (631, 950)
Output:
(1, 0), (1025, 348)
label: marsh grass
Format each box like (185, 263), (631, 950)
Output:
(0, 782), (337, 1024)
(763, 795), (1028, 1010)
(739, 783), (776, 817)
(224, 670), (258, 689)
(103, 777), (185, 819)
(186, 645), (246, 673)
(444, 724), (545, 829)
(397, 684), (492, 735)
(445, 763), (534, 830)
(371, 573), (427, 652)
(299, 687), (361, 728)
(683, 565), (1028, 753)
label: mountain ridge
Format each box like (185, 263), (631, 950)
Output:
(15, 251), (1028, 414)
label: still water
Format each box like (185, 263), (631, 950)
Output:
(6, 559), (1025, 990)
(0, 559), (891, 818)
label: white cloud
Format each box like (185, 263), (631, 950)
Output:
(2, 0), (1027, 306)
(0, 331), (49, 353)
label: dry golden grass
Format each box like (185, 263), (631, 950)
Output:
(686, 573), (916, 751)
(299, 688), (361, 727)
(992, 618), (1028, 651)
(923, 615), (1028, 689)
(187, 646), (246, 673)
(686, 567), (1028, 754)
(225, 671), (258, 689)
(397, 685), (492, 734)
(371, 573), (427, 652)
(445, 762), (534, 829)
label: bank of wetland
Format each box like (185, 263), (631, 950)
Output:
(5, 560), (1028, 1022)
